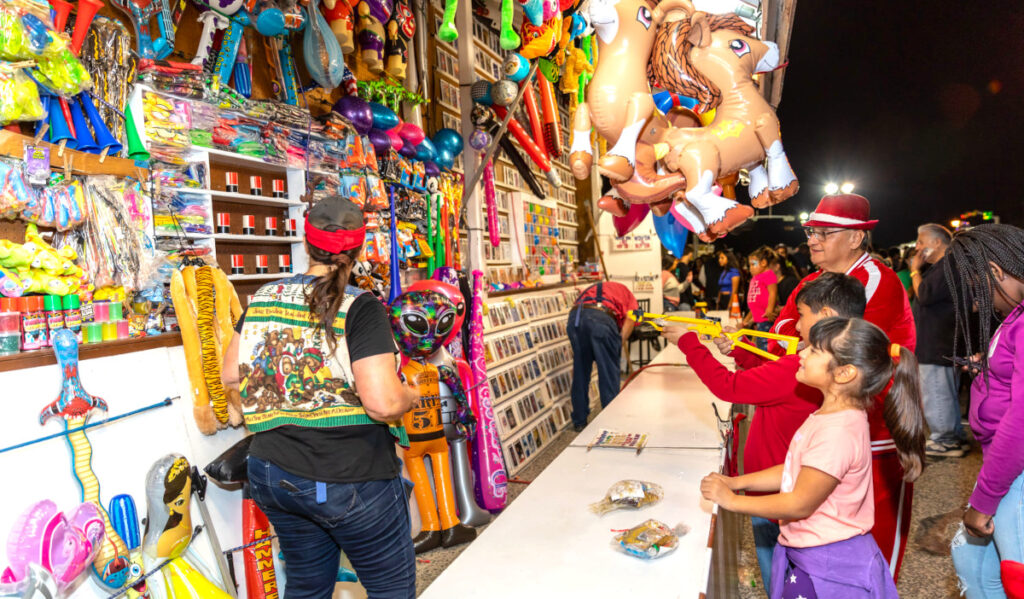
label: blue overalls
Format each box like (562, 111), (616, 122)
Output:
(567, 283), (624, 429)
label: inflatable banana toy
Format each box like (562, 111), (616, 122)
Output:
(171, 266), (243, 435)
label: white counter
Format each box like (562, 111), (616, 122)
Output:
(422, 341), (740, 598)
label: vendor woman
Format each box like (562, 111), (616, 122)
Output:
(222, 195), (418, 599)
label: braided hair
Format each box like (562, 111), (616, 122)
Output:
(943, 224), (1024, 378)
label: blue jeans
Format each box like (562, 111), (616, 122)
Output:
(752, 516), (780, 591)
(753, 320), (773, 352)
(247, 456), (415, 599)
(920, 364), (965, 444)
(567, 308), (621, 428)
(952, 472), (1024, 598)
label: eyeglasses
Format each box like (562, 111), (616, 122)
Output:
(803, 227), (847, 241)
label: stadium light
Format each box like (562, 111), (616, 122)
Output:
(824, 182), (839, 194)
(840, 182), (855, 194)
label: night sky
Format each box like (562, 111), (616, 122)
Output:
(756, 0), (1024, 249)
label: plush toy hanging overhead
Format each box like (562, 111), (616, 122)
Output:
(570, 0), (797, 242)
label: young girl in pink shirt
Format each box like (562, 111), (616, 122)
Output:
(743, 246), (779, 351)
(701, 317), (926, 598)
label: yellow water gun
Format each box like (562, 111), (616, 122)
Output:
(629, 310), (800, 362)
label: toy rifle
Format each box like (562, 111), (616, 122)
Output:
(628, 310), (799, 362)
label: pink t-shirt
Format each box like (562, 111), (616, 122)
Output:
(747, 270), (777, 323)
(778, 409), (874, 548)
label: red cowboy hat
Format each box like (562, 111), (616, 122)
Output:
(803, 194), (879, 230)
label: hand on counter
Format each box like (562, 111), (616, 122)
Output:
(700, 472), (736, 509)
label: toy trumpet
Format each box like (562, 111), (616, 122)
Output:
(629, 310), (799, 362)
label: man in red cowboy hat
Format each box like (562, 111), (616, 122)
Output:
(727, 194), (916, 580)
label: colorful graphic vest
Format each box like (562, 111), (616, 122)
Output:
(239, 276), (407, 444)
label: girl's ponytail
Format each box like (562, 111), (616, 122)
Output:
(808, 318), (927, 482)
(884, 345), (926, 482)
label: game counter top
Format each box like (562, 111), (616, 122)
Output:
(422, 341), (739, 598)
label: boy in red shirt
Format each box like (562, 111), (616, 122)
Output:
(662, 272), (866, 592)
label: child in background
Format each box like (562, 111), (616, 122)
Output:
(662, 272), (867, 592)
(699, 317), (926, 599)
(945, 224), (1024, 598)
(744, 246), (779, 350)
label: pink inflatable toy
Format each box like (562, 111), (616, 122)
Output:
(0, 500), (104, 595)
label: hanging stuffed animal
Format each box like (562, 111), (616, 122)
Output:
(356, 0), (392, 74)
(389, 290), (478, 554)
(383, 0), (413, 80)
(321, 0), (359, 53)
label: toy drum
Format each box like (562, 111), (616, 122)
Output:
(285, 218), (297, 237)
(255, 255), (269, 274)
(225, 172), (239, 193)
(264, 217), (278, 236)
(231, 254), (245, 275)
(216, 212), (231, 234)
(242, 215), (255, 235)
(250, 176), (263, 196)
(278, 255), (291, 273)
(272, 179), (286, 198)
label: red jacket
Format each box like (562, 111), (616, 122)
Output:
(769, 253), (916, 443)
(677, 333), (821, 475)
(771, 253), (916, 352)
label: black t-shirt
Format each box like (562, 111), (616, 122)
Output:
(913, 257), (955, 365)
(776, 273), (799, 307)
(234, 292), (402, 482)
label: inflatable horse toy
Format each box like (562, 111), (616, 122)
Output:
(647, 1), (798, 232)
(569, 0), (751, 241)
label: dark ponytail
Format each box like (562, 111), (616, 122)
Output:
(808, 317), (926, 482)
(302, 196), (366, 354)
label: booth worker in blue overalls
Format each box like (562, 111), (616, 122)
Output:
(567, 281), (639, 431)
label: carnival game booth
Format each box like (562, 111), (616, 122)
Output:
(0, 0), (794, 594)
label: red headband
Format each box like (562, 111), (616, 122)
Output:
(304, 215), (366, 253)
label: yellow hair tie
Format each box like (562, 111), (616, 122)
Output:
(889, 343), (901, 360)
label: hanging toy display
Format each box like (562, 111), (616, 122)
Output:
(36, 329), (148, 593)
(169, 265), (244, 435)
(408, 278), (491, 527)
(467, 270), (508, 512)
(303, 0), (346, 88)
(109, 0), (175, 59)
(389, 289), (478, 554)
(322, 0), (359, 53)
(356, 0), (392, 74)
(437, 0), (457, 42)
(383, 0), (413, 80)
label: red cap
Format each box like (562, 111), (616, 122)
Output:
(803, 194), (879, 230)
(0, 298), (15, 312)
(28, 296), (44, 311)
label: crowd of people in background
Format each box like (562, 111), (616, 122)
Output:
(656, 192), (1024, 598)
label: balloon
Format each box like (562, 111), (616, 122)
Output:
(407, 278), (465, 346)
(652, 210), (690, 257)
(435, 148), (454, 170)
(0, 500), (104, 593)
(369, 101), (400, 131)
(469, 130), (491, 151)
(399, 142), (419, 158)
(424, 161), (440, 176)
(386, 128), (404, 152)
(491, 79), (518, 106)
(611, 202), (650, 237)
(433, 128), (464, 158)
(332, 96), (373, 134)
(397, 123), (425, 147)
(368, 128), (392, 153)
(415, 138), (437, 162)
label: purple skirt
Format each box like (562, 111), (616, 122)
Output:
(770, 533), (898, 599)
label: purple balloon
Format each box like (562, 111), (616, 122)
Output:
(399, 142), (418, 158)
(333, 96), (373, 135)
(424, 161), (440, 176)
(368, 128), (392, 153)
